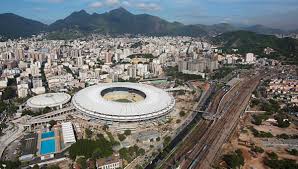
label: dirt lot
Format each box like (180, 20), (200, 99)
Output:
(219, 112), (298, 169)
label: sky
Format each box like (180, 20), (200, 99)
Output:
(0, 0), (298, 30)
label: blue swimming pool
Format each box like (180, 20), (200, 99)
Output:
(40, 139), (56, 155)
(41, 131), (55, 139)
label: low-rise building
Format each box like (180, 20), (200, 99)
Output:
(96, 153), (122, 169)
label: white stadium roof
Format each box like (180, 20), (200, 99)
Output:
(61, 122), (76, 144)
(27, 93), (71, 109)
(72, 83), (175, 122)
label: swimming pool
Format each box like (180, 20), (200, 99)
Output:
(40, 139), (56, 155)
(41, 131), (55, 139)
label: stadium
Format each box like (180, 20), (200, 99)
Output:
(72, 83), (175, 122)
(27, 93), (71, 109)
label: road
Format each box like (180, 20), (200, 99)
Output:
(0, 122), (24, 158)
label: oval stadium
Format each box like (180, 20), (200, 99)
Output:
(27, 93), (71, 109)
(72, 83), (175, 122)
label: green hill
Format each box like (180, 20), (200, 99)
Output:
(213, 31), (298, 64)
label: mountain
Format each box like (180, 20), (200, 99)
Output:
(48, 7), (202, 37)
(242, 24), (285, 35)
(0, 8), (294, 39)
(194, 23), (237, 36)
(0, 13), (47, 39)
(213, 30), (298, 64)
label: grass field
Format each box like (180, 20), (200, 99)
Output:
(115, 99), (133, 103)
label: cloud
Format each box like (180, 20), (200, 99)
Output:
(105, 0), (120, 6)
(136, 2), (161, 11)
(33, 7), (48, 12)
(89, 1), (103, 8)
(122, 1), (131, 7)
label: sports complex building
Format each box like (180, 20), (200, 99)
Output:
(27, 93), (71, 109)
(72, 82), (175, 122)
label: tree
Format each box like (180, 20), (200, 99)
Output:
(267, 152), (278, 160)
(32, 164), (40, 169)
(76, 157), (87, 169)
(274, 115), (290, 128)
(251, 146), (264, 153)
(43, 106), (51, 114)
(102, 124), (109, 131)
(287, 149), (298, 156)
(117, 133), (126, 141)
(223, 149), (244, 169)
(1, 87), (16, 100)
(49, 120), (57, 127)
(85, 128), (93, 139)
(163, 136), (171, 147)
(68, 139), (113, 160)
(179, 111), (186, 117)
(124, 129), (131, 136)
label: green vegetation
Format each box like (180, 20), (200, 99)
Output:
(179, 111), (186, 117)
(21, 107), (52, 117)
(49, 120), (57, 127)
(267, 152), (278, 160)
(127, 54), (155, 59)
(250, 145), (264, 153)
(124, 129), (131, 136)
(276, 133), (298, 139)
(76, 157), (87, 169)
(1, 87), (16, 100)
(119, 145), (145, 163)
(249, 126), (273, 138)
(264, 156), (298, 169)
(40, 62), (49, 91)
(251, 113), (270, 125)
(0, 160), (21, 169)
(274, 114), (290, 128)
(63, 65), (76, 78)
(102, 124), (109, 131)
(68, 138), (113, 160)
(165, 66), (203, 80)
(85, 128), (93, 138)
(163, 136), (171, 147)
(117, 133), (126, 141)
(105, 131), (119, 146)
(283, 105), (298, 113)
(0, 123), (7, 135)
(115, 99), (132, 103)
(257, 99), (280, 113)
(211, 66), (234, 80)
(222, 149), (244, 169)
(213, 31), (298, 65)
(287, 149), (298, 156)
(46, 30), (84, 40)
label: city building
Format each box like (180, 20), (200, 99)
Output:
(96, 153), (123, 169)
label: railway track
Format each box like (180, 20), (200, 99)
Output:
(181, 74), (263, 169)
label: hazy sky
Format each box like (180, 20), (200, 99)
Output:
(0, 0), (297, 29)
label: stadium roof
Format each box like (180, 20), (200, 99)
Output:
(61, 122), (76, 144)
(27, 93), (71, 109)
(72, 83), (175, 122)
